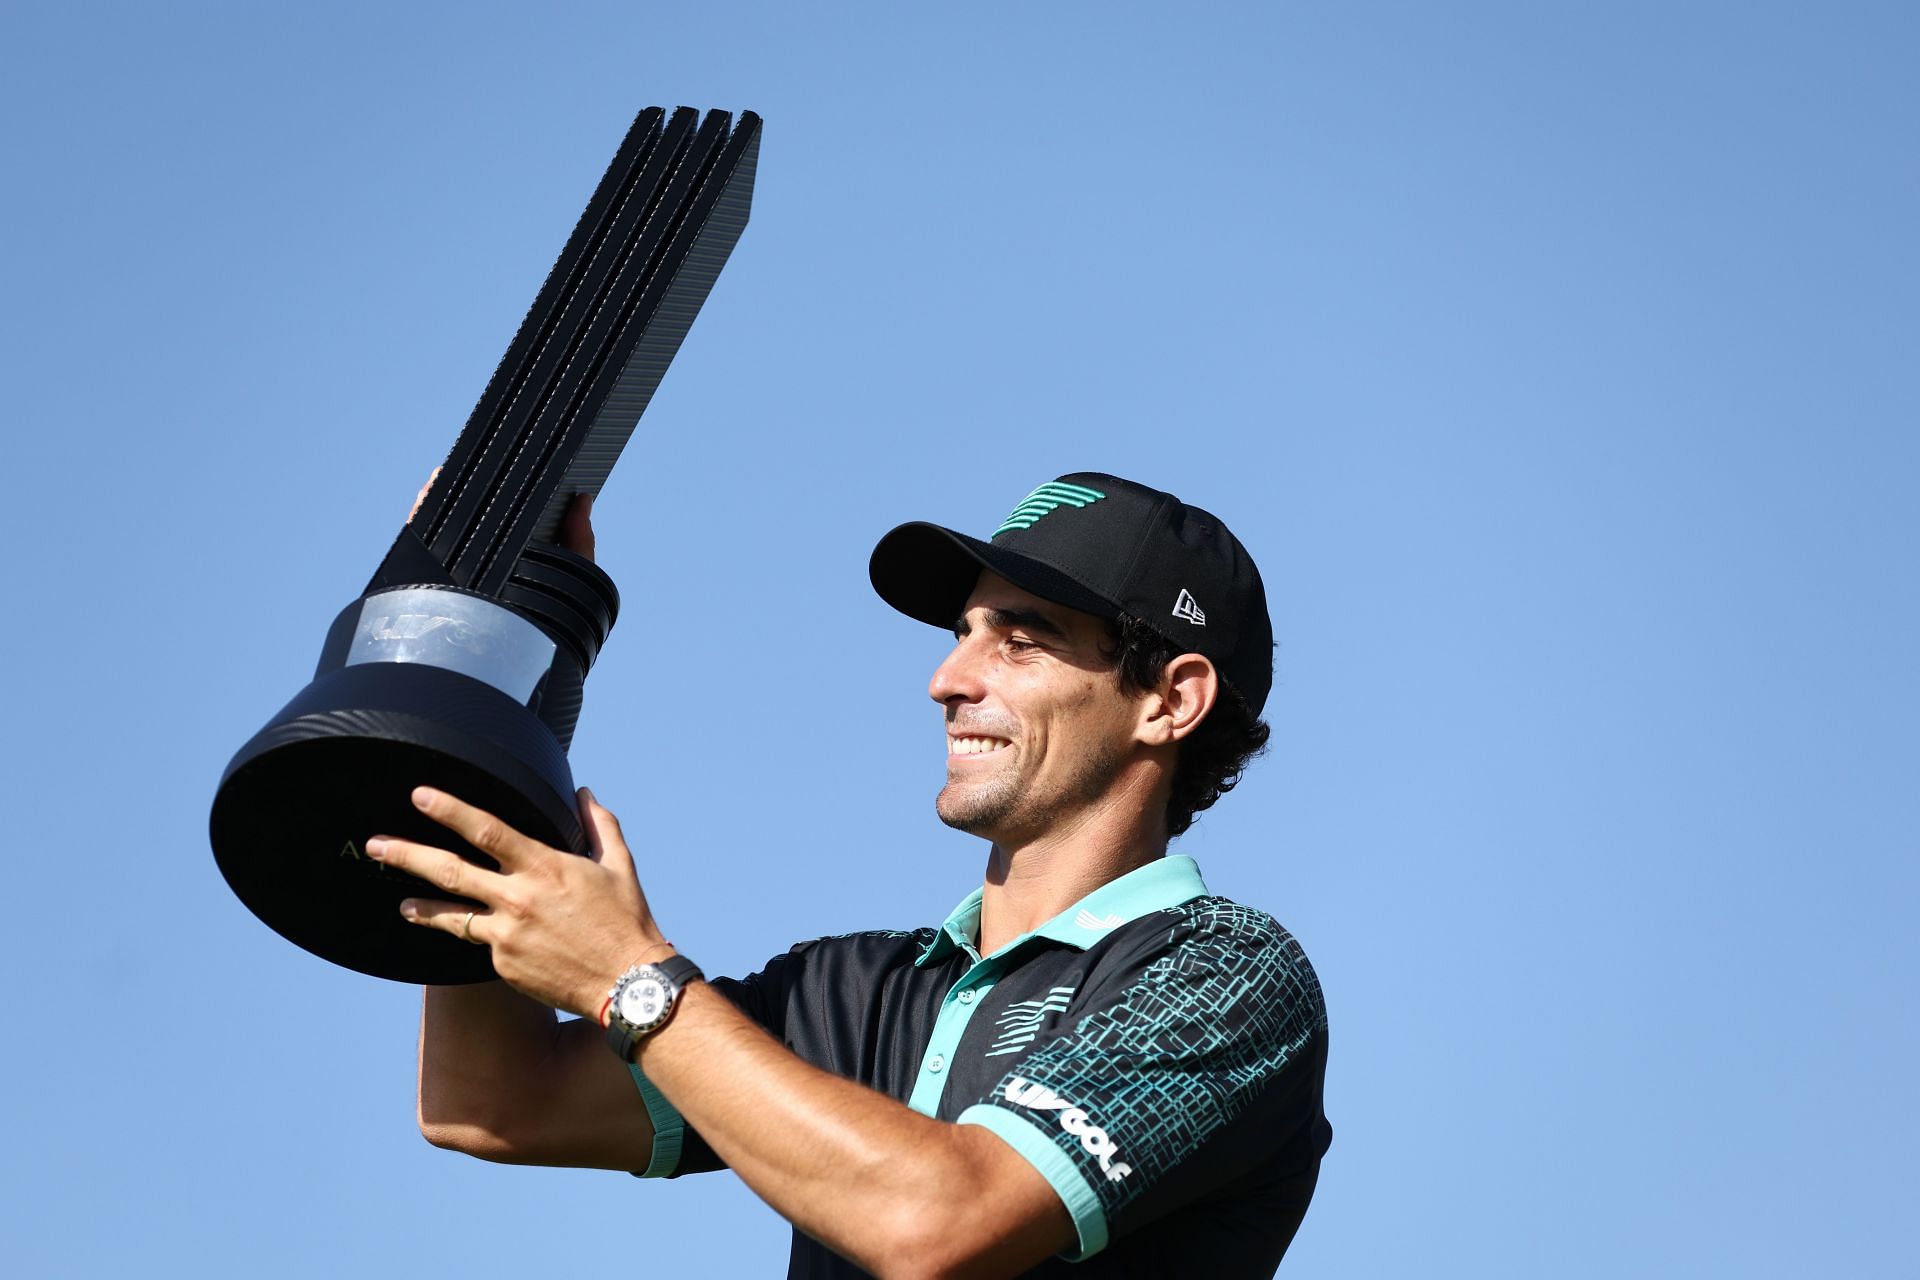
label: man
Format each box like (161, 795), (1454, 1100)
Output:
(372, 472), (1331, 1278)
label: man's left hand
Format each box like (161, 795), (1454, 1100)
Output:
(367, 786), (664, 1016)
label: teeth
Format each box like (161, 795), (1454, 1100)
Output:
(949, 736), (1007, 756)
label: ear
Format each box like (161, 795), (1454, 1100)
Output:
(1136, 654), (1219, 747)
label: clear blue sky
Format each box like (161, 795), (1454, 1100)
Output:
(3, 3), (1914, 1275)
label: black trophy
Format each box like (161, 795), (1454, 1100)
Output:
(211, 107), (761, 984)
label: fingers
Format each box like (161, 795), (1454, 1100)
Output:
(561, 492), (596, 561)
(399, 899), (492, 945)
(366, 832), (503, 903)
(410, 787), (544, 871)
(578, 786), (634, 872)
(408, 465), (444, 524)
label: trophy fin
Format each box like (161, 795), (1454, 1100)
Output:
(365, 524), (457, 595)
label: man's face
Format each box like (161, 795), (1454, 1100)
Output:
(928, 572), (1148, 843)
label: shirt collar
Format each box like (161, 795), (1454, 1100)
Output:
(916, 854), (1210, 967)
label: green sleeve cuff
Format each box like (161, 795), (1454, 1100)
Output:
(627, 1064), (686, 1178)
(957, 1103), (1109, 1260)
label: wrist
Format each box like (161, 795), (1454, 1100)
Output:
(602, 952), (704, 1062)
(595, 939), (676, 1028)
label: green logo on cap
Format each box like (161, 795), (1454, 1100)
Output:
(994, 481), (1107, 537)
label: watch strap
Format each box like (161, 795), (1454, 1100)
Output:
(655, 955), (704, 988)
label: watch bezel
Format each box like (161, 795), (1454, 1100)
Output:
(609, 962), (677, 1035)
(603, 955), (704, 1063)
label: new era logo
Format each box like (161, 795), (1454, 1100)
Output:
(1171, 589), (1206, 626)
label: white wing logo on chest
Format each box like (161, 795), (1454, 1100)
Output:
(1074, 909), (1126, 931)
(982, 986), (1076, 1057)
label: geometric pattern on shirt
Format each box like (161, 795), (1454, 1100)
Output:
(981, 898), (1328, 1226)
(984, 986), (1078, 1057)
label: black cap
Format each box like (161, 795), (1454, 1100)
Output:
(868, 472), (1273, 714)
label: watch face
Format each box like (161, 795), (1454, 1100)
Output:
(617, 976), (669, 1028)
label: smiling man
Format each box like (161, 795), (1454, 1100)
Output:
(379, 472), (1331, 1278)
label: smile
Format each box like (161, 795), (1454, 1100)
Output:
(948, 736), (1011, 756)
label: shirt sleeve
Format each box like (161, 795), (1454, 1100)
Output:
(954, 901), (1330, 1260)
(627, 950), (804, 1178)
(628, 928), (935, 1178)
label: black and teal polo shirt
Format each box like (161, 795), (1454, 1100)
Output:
(630, 855), (1331, 1277)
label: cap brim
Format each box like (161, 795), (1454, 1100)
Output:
(869, 522), (1123, 630)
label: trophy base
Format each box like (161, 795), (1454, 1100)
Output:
(210, 662), (586, 984)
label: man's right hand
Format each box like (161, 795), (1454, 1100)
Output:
(407, 466), (442, 525)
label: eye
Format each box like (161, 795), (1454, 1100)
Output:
(1005, 637), (1043, 653)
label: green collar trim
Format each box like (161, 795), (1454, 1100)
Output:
(916, 855), (1209, 968)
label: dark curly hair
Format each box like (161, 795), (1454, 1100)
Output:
(1102, 614), (1271, 837)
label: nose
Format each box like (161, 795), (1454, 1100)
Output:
(928, 633), (987, 707)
